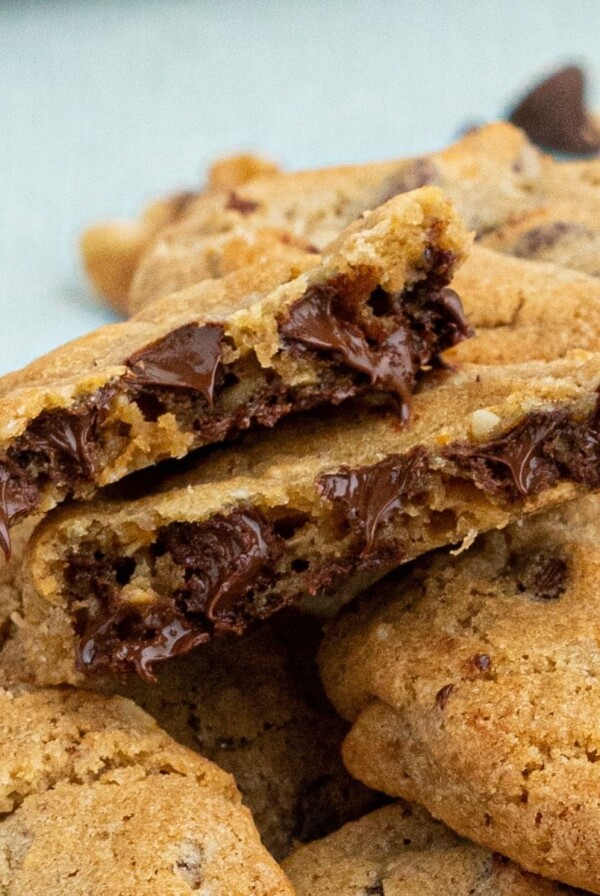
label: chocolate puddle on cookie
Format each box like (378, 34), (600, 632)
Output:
(0, 249), (468, 558)
(63, 396), (600, 680)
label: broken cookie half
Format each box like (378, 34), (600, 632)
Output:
(23, 352), (600, 682)
(0, 187), (471, 557)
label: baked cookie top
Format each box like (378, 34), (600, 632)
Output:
(320, 494), (600, 892)
(0, 687), (292, 895)
(87, 122), (543, 313)
(283, 803), (583, 896)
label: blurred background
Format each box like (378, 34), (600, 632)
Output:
(2, 0), (599, 374)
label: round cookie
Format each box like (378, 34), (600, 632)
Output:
(320, 494), (600, 893)
(283, 802), (581, 896)
(107, 614), (384, 861)
(123, 122), (544, 312)
(0, 688), (292, 895)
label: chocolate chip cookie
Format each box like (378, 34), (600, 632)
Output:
(320, 494), (600, 892)
(0, 188), (469, 556)
(0, 687), (292, 895)
(88, 122), (543, 314)
(22, 352), (600, 682)
(284, 803), (583, 896)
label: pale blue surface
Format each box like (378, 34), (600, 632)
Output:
(2, 0), (600, 375)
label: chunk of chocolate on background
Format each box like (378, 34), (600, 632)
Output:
(509, 65), (600, 154)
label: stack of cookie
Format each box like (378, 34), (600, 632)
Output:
(4, 119), (600, 894)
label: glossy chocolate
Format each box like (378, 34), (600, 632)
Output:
(445, 412), (566, 496)
(509, 65), (600, 155)
(158, 509), (282, 625)
(73, 507), (283, 679)
(0, 468), (39, 559)
(317, 447), (429, 550)
(280, 278), (471, 420)
(126, 323), (225, 405)
(26, 407), (103, 477)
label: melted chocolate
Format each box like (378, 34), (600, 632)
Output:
(445, 412), (567, 497)
(509, 65), (600, 155)
(157, 509), (282, 626)
(72, 508), (283, 679)
(64, 397), (600, 677)
(78, 612), (209, 683)
(0, 468), (39, 559)
(0, 255), (471, 556)
(126, 323), (224, 405)
(225, 191), (260, 215)
(279, 277), (470, 421)
(317, 447), (429, 551)
(25, 404), (107, 478)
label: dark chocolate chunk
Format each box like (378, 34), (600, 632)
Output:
(0, 467), (39, 559)
(509, 65), (600, 154)
(280, 277), (471, 421)
(514, 221), (593, 258)
(26, 408), (101, 478)
(280, 284), (415, 418)
(159, 509), (282, 626)
(445, 412), (565, 497)
(78, 611), (209, 683)
(436, 683), (455, 709)
(317, 447), (429, 551)
(225, 191), (260, 215)
(126, 323), (224, 405)
(73, 507), (283, 679)
(514, 551), (568, 601)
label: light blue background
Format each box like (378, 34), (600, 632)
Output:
(2, 0), (599, 375)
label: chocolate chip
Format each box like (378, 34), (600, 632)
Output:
(225, 191), (259, 215)
(514, 551), (567, 601)
(436, 683), (454, 709)
(509, 65), (600, 154)
(473, 653), (492, 672)
(445, 412), (565, 498)
(514, 221), (593, 258)
(72, 507), (284, 679)
(160, 509), (283, 625)
(279, 275), (470, 422)
(26, 408), (101, 478)
(126, 323), (225, 406)
(317, 447), (429, 552)
(0, 468), (39, 559)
